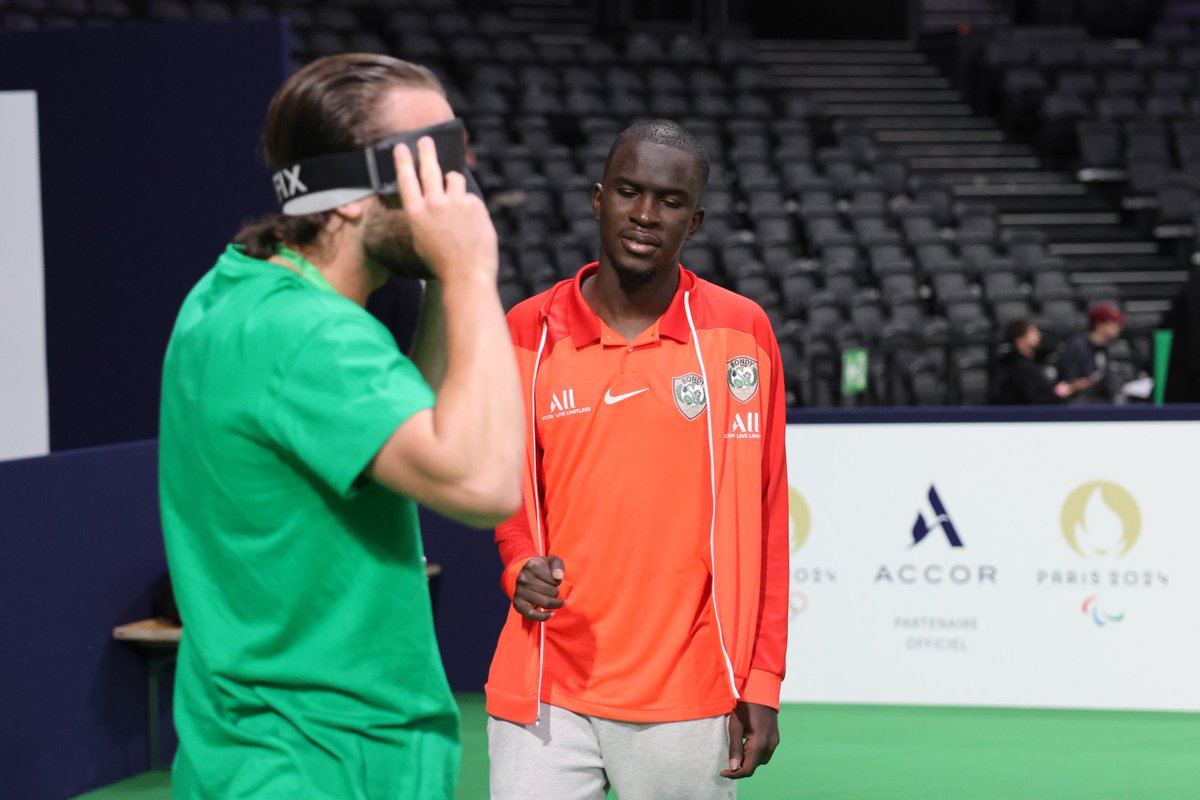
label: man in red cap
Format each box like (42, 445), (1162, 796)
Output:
(1057, 302), (1127, 403)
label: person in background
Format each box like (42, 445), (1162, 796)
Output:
(1056, 302), (1126, 403)
(991, 318), (1087, 404)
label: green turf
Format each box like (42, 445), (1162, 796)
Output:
(76, 694), (1200, 799)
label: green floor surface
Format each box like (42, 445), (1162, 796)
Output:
(76, 693), (1200, 799)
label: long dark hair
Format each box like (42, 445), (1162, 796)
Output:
(234, 54), (444, 259)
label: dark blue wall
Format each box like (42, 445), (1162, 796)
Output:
(421, 508), (510, 692)
(0, 441), (167, 800)
(0, 21), (289, 453)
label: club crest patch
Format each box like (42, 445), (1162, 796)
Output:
(672, 373), (707, 420)
(726, 356), (759, 403)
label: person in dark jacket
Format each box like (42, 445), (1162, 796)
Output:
(991, 318), (1086, 405)
(1057, 303), (1125, 403)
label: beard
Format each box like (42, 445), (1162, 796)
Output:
(610, 257), (660, 291)
(362, 206), (434, 280)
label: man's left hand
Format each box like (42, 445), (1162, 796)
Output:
(719, 701), (780, 779)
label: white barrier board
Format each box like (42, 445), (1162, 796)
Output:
(782, 420), (1200, 711)
(0, 92), (49, 462)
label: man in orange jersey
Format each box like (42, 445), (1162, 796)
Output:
(485, 120), (789, 799)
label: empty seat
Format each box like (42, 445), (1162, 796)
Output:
(849, 289), (887, 340)
(1152, 70), (1191, 95)
(898, 204), (942, 244)
(1077, 119), (1122, 169)
(1096, 94), (1142, 122)
(1040, 92), (1091, 156)
(335, 33), (384, 57)
(852, 214), (894, 242)
(1155, 173), (1200, 225)
(1103, 70), (1145, 96)
(943, 292), (988, 333)
(494, 37), (536, 64)
(955, 203), (999, 242)
(1133, 46), (1171, 72)
(959, 241), (1001, 269)
(930, 268), (973, 303)
(990, 290), (1034, 327)
(917, 241), (960, 273)
(805, 291), (845, 333)
(982, 269), (1024, 300)
(1126, 121), (1171, 160)
(824, 271), (860, 306)
(879, 268), (920, 300)
(1146, 94), (1188, 121)
(1127, 152), (1170, 195)
(1057, 70), (1099, 97)
(906, 356), (948, 405)
(952, 354), (991, 405)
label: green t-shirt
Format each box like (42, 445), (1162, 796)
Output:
(159, 245), (457, 799)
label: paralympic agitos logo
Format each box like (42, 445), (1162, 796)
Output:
(875, 485), (997, 585)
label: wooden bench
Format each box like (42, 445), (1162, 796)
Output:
(114, 562), (441, 770)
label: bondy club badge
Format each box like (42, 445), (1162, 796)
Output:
(727, 356), (759, 402)
(673, 373), (707, 420)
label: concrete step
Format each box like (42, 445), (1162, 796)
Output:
(897, 143), (1032, 157)
(1040, 225), (1151, 243)
(758, 39), (917, 52)
(759, 51), (929, 65)
(877, 129), (1006, 143)
(907, 155), (1042, 169)
(1071, 270), (1186, 284)
(951, 183), (1089, 199)
(826, 103), (974, 117)
(956, 190), (1109, 214)
(862, 117), (998, 130)
(770, 64), (941, 78)
(1125, 298), (1174, 314)
(808, 89), (964, 103)
(935, 170), (1073, 184)
(1050, 241), (1162, 256)
(1000, 212), (1123, 226)
(1059, 254), (1176, 271)
(770, 76), (952, 91)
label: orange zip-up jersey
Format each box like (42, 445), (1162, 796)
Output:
(485, 264), (789, 725)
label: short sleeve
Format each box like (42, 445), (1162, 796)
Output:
(264, 306), (435, 497)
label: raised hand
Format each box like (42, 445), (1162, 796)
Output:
(392, 136), (497, 283)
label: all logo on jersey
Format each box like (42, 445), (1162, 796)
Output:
(542, 388), (592, 421)
(726, 356), (759, 403)
(726, 412), (761, 439)
(672, 373), (707, 420)
(549, 389), (576, 414)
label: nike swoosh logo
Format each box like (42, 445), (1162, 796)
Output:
(603, 388), (649, 405)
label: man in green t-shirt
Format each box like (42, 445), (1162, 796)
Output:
(158, 54), (523, 799)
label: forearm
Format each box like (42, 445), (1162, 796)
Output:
(428, 272), (524, 504)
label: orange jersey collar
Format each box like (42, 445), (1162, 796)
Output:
(549, 262), (700, 350)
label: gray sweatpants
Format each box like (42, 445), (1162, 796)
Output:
(487, 702), (737, 800)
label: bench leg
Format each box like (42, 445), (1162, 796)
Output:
(147, 651), (168, 770)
